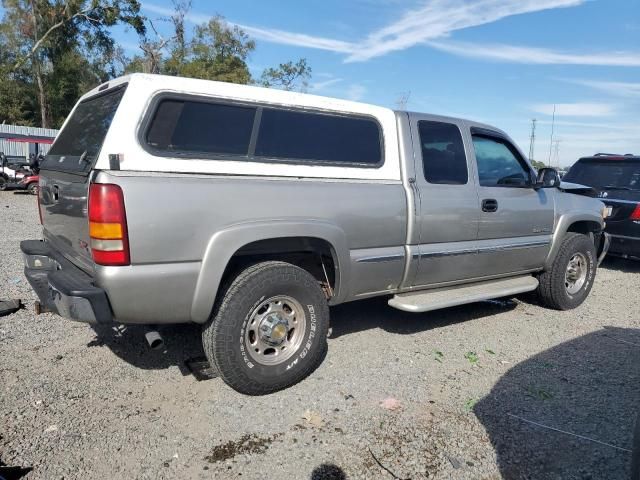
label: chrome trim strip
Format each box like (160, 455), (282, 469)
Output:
(477, 240), (551, 254)
(420, 240), (550, 259)
(420, 248), (477, 259)
(356, 253), (405, 263)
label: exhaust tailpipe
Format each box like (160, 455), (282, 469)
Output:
(144, 328), (164, 350)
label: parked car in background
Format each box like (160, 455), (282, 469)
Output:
(21, 74), (609, 395)
(16, 174), (39, 195)
(563, 154), (640, 260)
(0, 152), (26, 190)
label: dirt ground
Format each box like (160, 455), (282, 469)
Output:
(1, 190), (639, 480)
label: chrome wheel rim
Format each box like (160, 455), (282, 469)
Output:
(565, 252), (588, 295)
(245, 295), (306, 366)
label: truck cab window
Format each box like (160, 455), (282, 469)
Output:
(472, 135), (531, 187)
(418, 121), (468, 185)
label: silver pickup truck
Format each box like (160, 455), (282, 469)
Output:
(21, 74), (609, 395)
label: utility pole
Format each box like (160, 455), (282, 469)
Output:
(553, 139), (561, 168)
(548, 104), (556, 164)
(528, 118), (537, 162)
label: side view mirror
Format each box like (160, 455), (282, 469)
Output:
(535, 167), (561, 189)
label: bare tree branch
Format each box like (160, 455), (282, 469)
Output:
(13, 7), (105, 71)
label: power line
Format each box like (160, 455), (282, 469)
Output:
(528, 118), (537, 162)
(548, 104), (556, 164)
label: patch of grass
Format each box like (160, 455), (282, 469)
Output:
(464, 351), (479, 364)
(464, 397), (478, 412)
(526, 386), (554, 400)
(433, 350), (444, 363)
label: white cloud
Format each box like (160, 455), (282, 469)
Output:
(235, 25), (356, 54)
(346, 84), (367, 101)
(345, 0), (584, 62)
(142, 0), (597, 63)
(310, 77), (343, 91)
(562, 79), (640, 97)
(426, 40), (640, 66)
(530, 103), (617, 117)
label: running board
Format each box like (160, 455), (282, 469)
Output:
(388, 276), (539, 313)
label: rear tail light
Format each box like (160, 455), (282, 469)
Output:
(631, 204), (640, 220)
(88, 183), (130, 266)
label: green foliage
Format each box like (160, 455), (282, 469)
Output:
(260, 59), (312, 92)
(0, 0), (313, 128)
(531, 160), (548, 170)
(0, 0), (146, 127)
(463, 397), (478, 412)
(126, 8), (312, 92)
(464, 351), (479, 364)
(526, 386), (554, 400)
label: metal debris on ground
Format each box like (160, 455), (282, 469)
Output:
(0, 299), (23, 317)
(184, 357), (219, 381)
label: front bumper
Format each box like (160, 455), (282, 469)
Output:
(20, 240), (113, 324)
(608, 234), (640, 259)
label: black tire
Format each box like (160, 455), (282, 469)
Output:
(0, 175), (7, 191)
(536, 233), (596, 310)
(203, 261), (330, 395)
(27, 182), (38, 195)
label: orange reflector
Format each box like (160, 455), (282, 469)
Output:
(89, 222), (123, 239)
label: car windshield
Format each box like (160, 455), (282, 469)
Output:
(563, 160), (640, 190)
(43, 85), (126, 174)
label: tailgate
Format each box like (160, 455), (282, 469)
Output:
(39, 85), (127, 273)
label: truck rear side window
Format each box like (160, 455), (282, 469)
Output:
(418, 121), (468, 184)
(146, 100), (256, 156)
(255, 109), (382, 166)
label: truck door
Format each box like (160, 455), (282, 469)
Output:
(468, 128), (555, 275)
(410, 118), (482, 287)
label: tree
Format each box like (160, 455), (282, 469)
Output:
(1, 0), (145, 127)
(126, 4), (312, 91)
(531, 160), (547, 170)
(260, 59), (312, 92)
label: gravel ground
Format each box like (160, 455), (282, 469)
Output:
(1, 189), (639, 480)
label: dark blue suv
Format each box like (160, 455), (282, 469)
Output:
(564, 154), (640, 259)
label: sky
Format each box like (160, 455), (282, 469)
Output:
(14, 0), (640, 167)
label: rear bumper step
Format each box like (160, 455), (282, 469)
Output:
(389, 275), (539, 313)
(20, 240), (113, 324)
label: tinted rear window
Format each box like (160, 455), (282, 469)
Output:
(44, 86), (126, 173)
(564, 160), (640, 190)
(418, 121), (468, 184)
(255, 108), (382, 166)
(146, 100), (256, 156)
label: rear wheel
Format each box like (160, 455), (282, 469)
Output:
(0, 175), (7, 191)
(27, 182), (38, 195)
(202, 261), (330, 395)
(536, 233), (596, 310)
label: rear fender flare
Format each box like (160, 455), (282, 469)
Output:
(190, 220), (350, 323)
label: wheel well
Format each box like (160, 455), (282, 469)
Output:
(221, 237), (337, 299)
(566, 220), (602, 236)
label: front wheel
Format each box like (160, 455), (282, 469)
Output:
(27, 182), (38, 195)
(0, 176), (7, 191)
(536, 233), (596, 310)
(203, 261), (330, 395)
